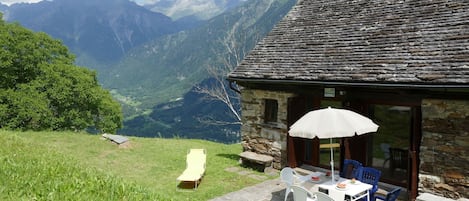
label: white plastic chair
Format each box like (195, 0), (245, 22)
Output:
(313, 191), (335, 201)
(291, 185), (315, 201)
(280, 167), (311, 201)
(280, 167), (295, 201)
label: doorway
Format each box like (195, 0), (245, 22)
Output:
(288, 98), (343, 170)
(368, 104), (411, 187)
(287, 97), (416, 189)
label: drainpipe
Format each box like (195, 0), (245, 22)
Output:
(229, 80), (241, 94)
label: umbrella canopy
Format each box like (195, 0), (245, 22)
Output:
(289, 107), (379, 139)
(288, 107), (379, 182)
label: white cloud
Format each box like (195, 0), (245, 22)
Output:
(131, 0), (160, 6)
(0, 0), (43, 6)
(0, 0), (153, 6)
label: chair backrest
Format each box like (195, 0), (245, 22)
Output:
(313, 191), (335, 201)
(291, 185), (313, 201)
(358, 167), (381, 193)
(186, 149), (206, 169)
(341, 159), (363, 179)
(380, 143), (391, 159)
(389, 148), (408, 170)
(385, 188), (402, 201)
(280, 167), (296, 186)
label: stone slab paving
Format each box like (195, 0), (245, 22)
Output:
(209, 178), (293, 201)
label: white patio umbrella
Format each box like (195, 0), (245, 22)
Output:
(288, 107), (379, 182)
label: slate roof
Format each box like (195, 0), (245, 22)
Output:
(228, 0), (469, 86)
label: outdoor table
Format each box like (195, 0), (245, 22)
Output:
(302, 173), (372, 201)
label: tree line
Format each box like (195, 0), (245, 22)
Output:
(0, 14), (122, 133)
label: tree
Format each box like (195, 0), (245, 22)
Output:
(0, 14), (122, 132)
(194, 22), (245, 125)
(194, 16), (262, 125)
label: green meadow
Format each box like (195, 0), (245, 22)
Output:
(0, 130), (275, 200)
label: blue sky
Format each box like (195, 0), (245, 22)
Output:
(0, 0), (152, 6)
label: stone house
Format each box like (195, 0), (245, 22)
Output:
(227, 0), (468, 200)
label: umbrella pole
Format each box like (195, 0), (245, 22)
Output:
(330, 138), (335, 182)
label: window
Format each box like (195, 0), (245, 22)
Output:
(264, 99), (278, 123)
(318, 100), (342, 168)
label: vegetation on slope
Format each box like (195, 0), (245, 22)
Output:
(103, 0), (297, 116)
(0, 131), (161, 200)
(110, 0), (297, 143)
(0, 14), (122, 132)
(0, 130), (275, 200)
(120, 78), (241, 143)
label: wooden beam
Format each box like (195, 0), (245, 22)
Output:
(319, 143), (340, 149)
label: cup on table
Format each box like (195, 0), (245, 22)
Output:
(334, 172), (340, 181)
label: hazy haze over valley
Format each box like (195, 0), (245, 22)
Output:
(0, 0), (244, 20)
(0, 0), (296, 143)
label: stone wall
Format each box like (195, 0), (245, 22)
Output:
(239, 89), (294, 169)
(420, 99), (469, 199)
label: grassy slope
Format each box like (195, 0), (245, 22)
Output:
(0, 130), (275, 200)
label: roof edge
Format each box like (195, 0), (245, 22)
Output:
(227, 77), (469, 89)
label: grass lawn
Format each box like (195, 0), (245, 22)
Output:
(0, 130), (276, 200)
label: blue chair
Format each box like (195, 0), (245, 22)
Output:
(358, 167), (382, 201)
(341, 159), (362, 179)
(375, 188), (401, 201)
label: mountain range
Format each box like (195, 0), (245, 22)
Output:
(1, 0), (196, 67)
(1, 0), (296, 143)
(141, 0), (247, 20)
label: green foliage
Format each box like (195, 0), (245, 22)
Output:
(0, 130), (274, 200)
(0, 17), (122, 132)
(120, 79), (241, 143)
(0, 87), (52, 130)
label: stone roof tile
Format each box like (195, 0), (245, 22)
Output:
(228, 0), (469, 85)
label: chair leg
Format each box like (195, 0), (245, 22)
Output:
(284, 186), (291, 201)
(383, 159), (389, 168)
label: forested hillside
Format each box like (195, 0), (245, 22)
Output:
(0, 15), (122, 132)
(111, 0), (296, 143)
(103, 0), (296, 114)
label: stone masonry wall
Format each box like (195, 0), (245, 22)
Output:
(420, 99), (469, 199)
(239, 88), (294, 170)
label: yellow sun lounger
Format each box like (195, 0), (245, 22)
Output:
(176, 149), (206, 190)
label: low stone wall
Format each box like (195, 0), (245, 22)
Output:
(420, 99), (469, 199)
(239, 89), (293, 169)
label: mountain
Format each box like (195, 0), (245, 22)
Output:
(1, 0), (296, 143)
(142, 0), (247, 20)
(112, 0), (297, 142)
(103, 0), (296, 114)
(1, 0), (186, 70)
(119, 78), (242, 143)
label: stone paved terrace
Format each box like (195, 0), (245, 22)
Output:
(208, 178), (291, 201)
(209, 178), (469, 201)
(209, 166), (469, 201)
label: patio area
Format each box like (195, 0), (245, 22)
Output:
(208, 177), (290, 201)
(209, 167), (408, 201)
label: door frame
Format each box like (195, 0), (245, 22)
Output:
(286, 89), (421, 200)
